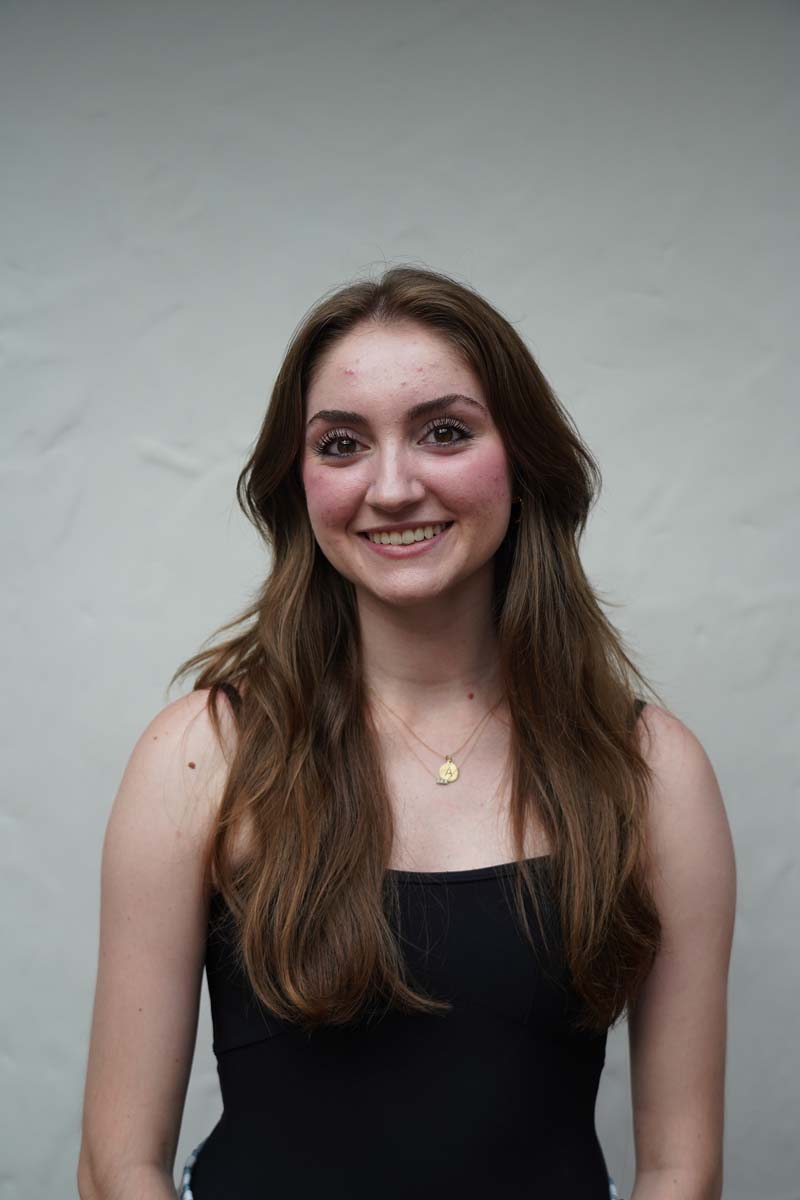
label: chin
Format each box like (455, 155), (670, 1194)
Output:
(353, 577), (448, 606)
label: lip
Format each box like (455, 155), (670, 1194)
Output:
(358, 521), (454, 557)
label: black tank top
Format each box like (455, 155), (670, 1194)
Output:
(189, 854), (621, 1197)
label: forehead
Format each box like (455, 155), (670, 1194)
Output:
(306, 321), (480, 404)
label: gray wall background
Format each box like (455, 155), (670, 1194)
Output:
(2, 2), (797, 1197)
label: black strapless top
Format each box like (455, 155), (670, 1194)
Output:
(189, 855), (615, 1198)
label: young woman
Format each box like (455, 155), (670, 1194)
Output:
(78, 266), (736, 1200)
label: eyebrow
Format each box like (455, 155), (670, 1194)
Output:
(305, 392), (486, 429)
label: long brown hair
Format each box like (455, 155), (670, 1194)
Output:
(170, 264), (663, 1035)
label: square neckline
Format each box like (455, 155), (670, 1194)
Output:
(209, 855), (552, 907)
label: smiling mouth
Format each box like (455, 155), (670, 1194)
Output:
(359, 521), (454, 546)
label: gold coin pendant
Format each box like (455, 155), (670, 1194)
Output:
(436, 757), (460, 785)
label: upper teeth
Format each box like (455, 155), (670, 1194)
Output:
(366, 522), (449, 545)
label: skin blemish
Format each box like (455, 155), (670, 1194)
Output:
(467, 692), (475, 699)
(187, 761), (196, 769)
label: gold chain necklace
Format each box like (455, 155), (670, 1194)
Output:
(369, 690), (504, 785)
(384, 712), (495, 784)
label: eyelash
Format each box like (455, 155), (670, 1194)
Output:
(313, 416), (474, 459)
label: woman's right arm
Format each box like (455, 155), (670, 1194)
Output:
(77, 688), (235, 1199)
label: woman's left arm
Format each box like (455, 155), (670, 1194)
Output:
(628, 705), (737, 1200)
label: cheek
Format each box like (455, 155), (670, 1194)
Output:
(447, 448), (511, 513)
(302, 464), (362, 531)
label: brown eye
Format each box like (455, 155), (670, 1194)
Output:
(422, 417), (473, 446)
(313, 429), (361, 458)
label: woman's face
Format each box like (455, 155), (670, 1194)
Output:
(300, 320), (514, 610)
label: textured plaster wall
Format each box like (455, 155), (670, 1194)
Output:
(1, 2), (797, 1197)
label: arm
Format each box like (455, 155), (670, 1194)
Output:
(628, 705), (737, 1200)
(77, 688), (235, 1199)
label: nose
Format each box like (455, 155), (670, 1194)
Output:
(364, 446), (426, 512)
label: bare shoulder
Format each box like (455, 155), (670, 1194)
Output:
(633, 700), (738, 979)
(634, 701), (738, 917)
(109, 686), (239, 860)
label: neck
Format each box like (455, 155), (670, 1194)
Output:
(356, 580), (504, 721)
